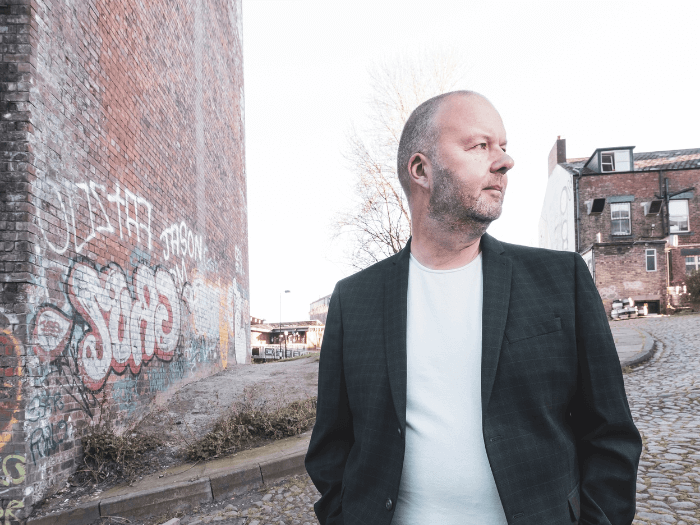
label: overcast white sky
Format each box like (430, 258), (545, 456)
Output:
(242, 0), (700, 323)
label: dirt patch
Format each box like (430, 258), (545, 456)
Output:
(139, 353), (319, 452)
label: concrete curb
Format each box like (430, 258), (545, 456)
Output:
(28, 448), (308, 524)
(620, 330), (656, 368)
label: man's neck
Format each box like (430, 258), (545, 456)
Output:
(410, 224), (484, 270)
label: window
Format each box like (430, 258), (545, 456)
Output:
(587, 198), (606, 215)
(600, 150), (631, 172)
(669, 199), (689, 233)
(611, 202), (631, 235)
(687, 256), (700, 275)
(601, 153), (615, 172)
(643, 200), (663, 216)
(646, 249), (657, 272)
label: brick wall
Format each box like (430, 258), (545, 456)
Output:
(592, 242), (668, 314)
(577, 171), (665, 248)
(0, 0), (248, 516)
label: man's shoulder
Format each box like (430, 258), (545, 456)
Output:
(499, 241), (579, 262)
(335, 252), (399, 292)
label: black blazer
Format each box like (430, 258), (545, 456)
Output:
(305, 234), (641, 525)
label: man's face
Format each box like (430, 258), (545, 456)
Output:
(426, 95), (514, 230)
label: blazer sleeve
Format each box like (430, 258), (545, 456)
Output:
(305, 285), (353, 525)
(569, 253), (642, 525)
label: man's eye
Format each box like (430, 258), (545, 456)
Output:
(476, 143), (487, 149)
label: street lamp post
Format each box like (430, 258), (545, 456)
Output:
(280, 290), (290, 358)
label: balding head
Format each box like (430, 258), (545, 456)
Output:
(396, 90), (482, 197)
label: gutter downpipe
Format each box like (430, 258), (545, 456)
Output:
(574, 168), (582, 253)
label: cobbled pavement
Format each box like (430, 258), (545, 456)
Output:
(624, 315), (700, 525)
(141, 314), (700, 525)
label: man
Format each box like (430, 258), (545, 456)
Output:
(305, 91), (641, 525)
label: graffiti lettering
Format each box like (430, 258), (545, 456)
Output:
(35, 353), (99, 418)
(32, 305), (72, 363)
(32, 261), (183, 391)
(30, 421), (68, 465)
(30, 258), (248, 402)
(26, 391), (64, 423)
(0, 499), (24, 524)
(68, 262), (180, 390)
(160, 221), (204, 262)
(0, 456), (25, 487)
(38, 178), (153, 255)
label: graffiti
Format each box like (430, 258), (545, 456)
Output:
(160, 220), (205, 262)
(0, 331), (22, 452)
(38, 178), (153, 255)
(148, 357), (187, 394)
(30, 351), (100, 419)
(33, 261), (181, 391)
(112, 375), (140, 414)
(28, 256), (247, 397)
(31, 306), (72, 363)
(0, 456), (25, 487)
(0, 499), (23, 524)
(26, 391), (65, 423)
(230, 278), (247, 365)
(30, 421), (68, 465)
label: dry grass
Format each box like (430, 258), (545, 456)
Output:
(185, 387), (317, 462)
(76, 421), (163, 484)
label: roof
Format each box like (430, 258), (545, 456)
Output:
(560, 147), (700, 175)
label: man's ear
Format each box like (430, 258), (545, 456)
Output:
(408, 152), (430, 191)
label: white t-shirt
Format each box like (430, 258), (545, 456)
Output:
(392, 253), (508, 525)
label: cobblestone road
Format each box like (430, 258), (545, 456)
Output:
(147, 314), (700, 525)
(624, 315), (700, 525)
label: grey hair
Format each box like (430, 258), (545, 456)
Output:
(396, 90), (479, 197)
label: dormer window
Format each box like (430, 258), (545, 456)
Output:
(584, 146), (634, 173)
(600, 150), (631, 172)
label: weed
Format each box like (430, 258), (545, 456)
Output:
(186, 387), (316, 461)
(75, 421), (163, 484)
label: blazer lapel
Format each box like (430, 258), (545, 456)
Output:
(480, 233), (512, 413)
(384, 239), (411, 430)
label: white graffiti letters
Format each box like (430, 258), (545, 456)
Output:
(67, 262), (181, 390)
(155, 268), (181, 357)
(69, 264), (113, 387)
(39, 178), (153, 255)
(160, 221), (204, 262)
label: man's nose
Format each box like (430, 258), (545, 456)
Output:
(492, 151), (514, 174)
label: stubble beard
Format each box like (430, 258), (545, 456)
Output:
(427, 162), (504, 237)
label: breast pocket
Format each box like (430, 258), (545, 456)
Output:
(505, 315), (562, 344)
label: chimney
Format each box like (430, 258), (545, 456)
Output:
(547, 136), (567, 177)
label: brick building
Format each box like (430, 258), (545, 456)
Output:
(540, 138), (700, 315)
(309, 293), (331, 324)
(0, 0), (247, 516)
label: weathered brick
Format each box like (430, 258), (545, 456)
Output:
(0, 0), (249, 512)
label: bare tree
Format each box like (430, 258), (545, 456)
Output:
(334, 50), (468, 270)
